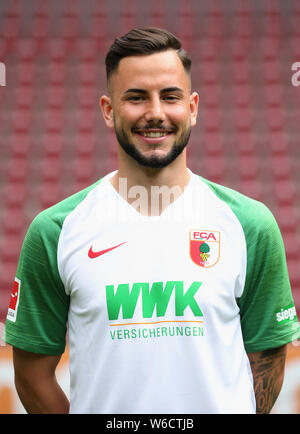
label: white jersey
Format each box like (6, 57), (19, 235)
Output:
(4, 170), (300, 413)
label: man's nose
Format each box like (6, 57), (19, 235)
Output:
(144, 96), (166, 123)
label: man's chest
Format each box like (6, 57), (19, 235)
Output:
(59, 219), (246, 330)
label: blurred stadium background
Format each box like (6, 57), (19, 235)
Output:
(0, 0), (299, 413)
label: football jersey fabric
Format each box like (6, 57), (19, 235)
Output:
(3, 170), (300, 414)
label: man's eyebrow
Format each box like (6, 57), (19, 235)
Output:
(123, 87), (184, 94)
(160, 87), (184, 94)
(124, 88), (147, 94)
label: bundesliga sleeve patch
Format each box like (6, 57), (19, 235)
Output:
(7, 277), (21, 323)
(189, 230), (220, 268)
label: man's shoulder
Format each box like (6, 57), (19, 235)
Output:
(198, 175), (278, 234)
(28, 178), (103, 236)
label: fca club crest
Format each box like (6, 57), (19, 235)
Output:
(189, 230), (220, 268)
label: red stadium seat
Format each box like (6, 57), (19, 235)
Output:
(38, 156), (63, 183)
(0, 261), (18, 302)
(40, 134), (64, 159)
(10, 109), (33, 134)
(178, 0), (194, 50)
(238, 155), (260, 181)
(0, 39), (10, 58)
(199, 37), (222, 62)
(263, 84), (283, 108)
(259, 37), (282, 61)
(1, 17), (21, 41)
(201, 108), (222, 134)
(1, 208), (25, 236)
(268, 133), (290, 155)
(239, 179), (263, 201)
(148, 0), (165, 28)
(76, 84), (98, 108)
(6, 158), (30, 184)
(261, 59), (281, 85)
(42, 108), (65, 134)
(275, 206), (300, 234)
(1, 183), (28, 210)
(31, 17), (50, 42)
(203, 132), (225, 157)
(198, 61), (220, 86)
(72, 156), (97, 185)
(35, 182), (65, 210)
(74, 133), (97, 159)
(273, 180), (297, 207)
(235, 133), (257, 156)
(59, 16), (79, 41)
(32, 0), (51, 18)
(229, 36), (253, 62)
(9, 133), (32, 158)
(201, 85), (222, 109)
(15, 62), (36, 86)
(231, 15), (253, 40)
(204, 156), (226, 184)
(76, 39), (101, 63)
(4, 0), (23, 18)
(262, 6), (282, 38)
(234, 108), (254, 133)
(231, 60), (252, 86)
(288, 259), (300, 289)
(265, 108), (285, 132)
(232, 84), (253, 108)
(235, 0), (252, 17)
(16, 38), (41, 62)
(270, 155), (292, 181)
(89, 14), (109, 41)
(14, 85), (35, 109)
(46, 39), (70, 63)
(0, 234), (22, 264)
(284, 234), (300, 262)
(73, 108), (97, 134)
(44, 86), (66, 110)
(46, 63), (68, 87)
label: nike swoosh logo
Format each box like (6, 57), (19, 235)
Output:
(88, 242), (126, 259)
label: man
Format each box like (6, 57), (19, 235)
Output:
(3, 27), (300, 414)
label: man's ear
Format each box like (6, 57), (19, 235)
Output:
(190, 91), (199, 128)
(99, 95), (114, 128)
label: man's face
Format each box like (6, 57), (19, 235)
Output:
(101, 50), (199, 169)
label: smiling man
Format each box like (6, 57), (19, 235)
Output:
(100, 33), (199, 214)
(3, 27), (300, 414)
(101, 49), (196, 168)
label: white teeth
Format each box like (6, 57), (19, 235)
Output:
(141, 131), (168, 138)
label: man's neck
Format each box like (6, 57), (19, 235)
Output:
(110, 154), (190, 216)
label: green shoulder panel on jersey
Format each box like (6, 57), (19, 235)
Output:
(200, 176), (300, 353)
(3, 179), (102, 355)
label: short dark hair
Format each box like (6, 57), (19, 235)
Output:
(105, 27), (191, 82)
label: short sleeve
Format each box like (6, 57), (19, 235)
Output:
(3, 211), (70, 355)
(201, 177), (300, 353)
(237, 203), (300, 353)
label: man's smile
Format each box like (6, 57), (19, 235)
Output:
(132, 127), (177, 143)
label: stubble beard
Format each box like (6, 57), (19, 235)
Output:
(113, 118), (191, 169)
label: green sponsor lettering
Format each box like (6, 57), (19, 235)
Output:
(142, 281), (175, 318)
(175, 281), (203, 316)
(106, 280), (203, 320)
(106, 282), (147, 320)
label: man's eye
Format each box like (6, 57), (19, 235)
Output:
(163, 95), (179, 101)
(128, 95), (144, 101)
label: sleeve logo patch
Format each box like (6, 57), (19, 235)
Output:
(7, 277), (21, 323)
(276, 304), (297, 323)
